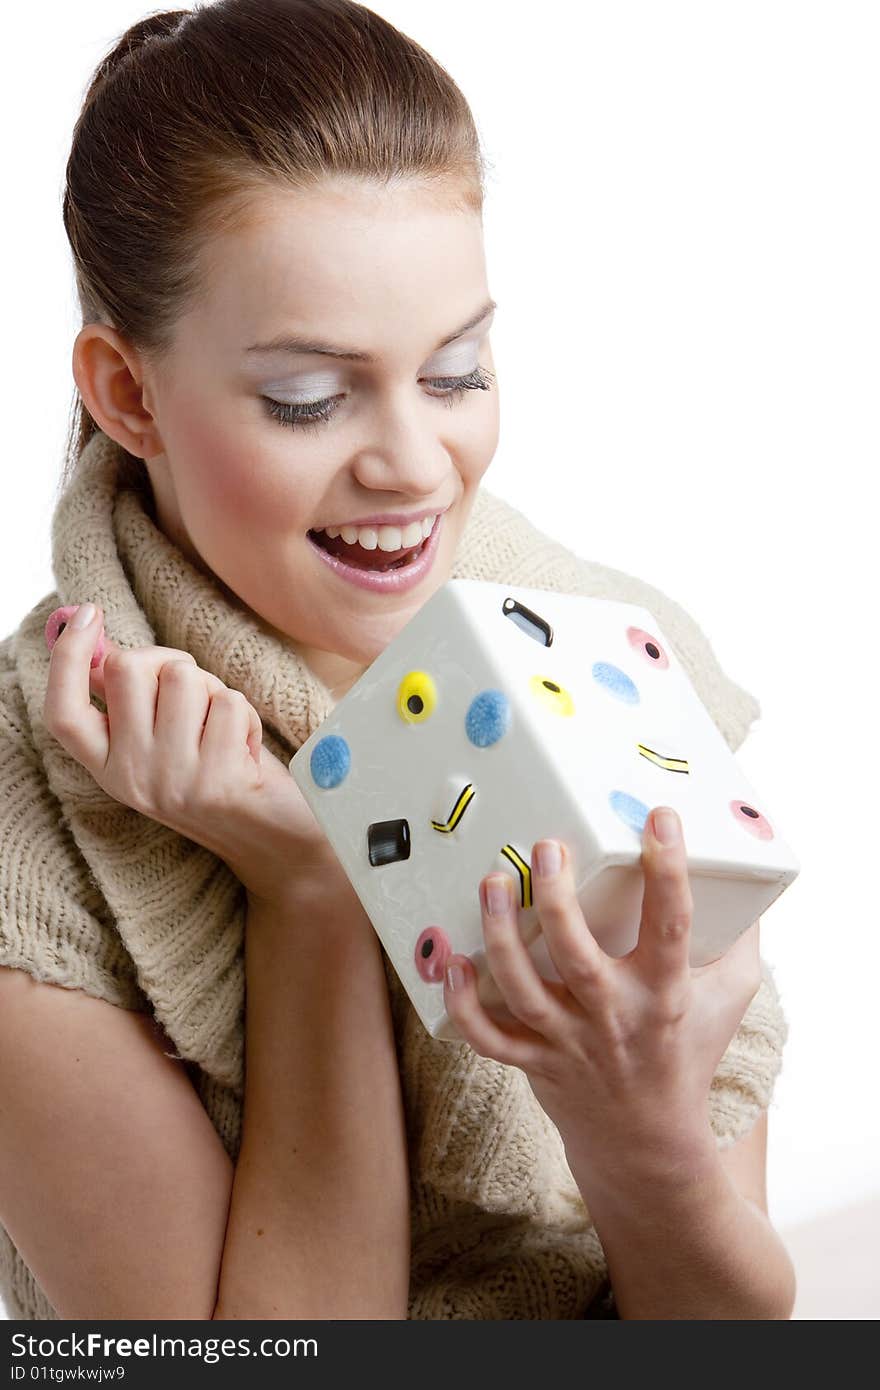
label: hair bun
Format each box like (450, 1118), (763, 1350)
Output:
(85, 10), (191, 102)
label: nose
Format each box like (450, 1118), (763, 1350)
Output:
(350, 386), (452, 499)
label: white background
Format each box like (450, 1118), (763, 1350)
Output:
(1, 0), (877, 1318)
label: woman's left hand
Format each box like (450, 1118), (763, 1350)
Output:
(442, 806), (762, 1178)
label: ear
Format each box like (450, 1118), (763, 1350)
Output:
(72, 323), (165, 461)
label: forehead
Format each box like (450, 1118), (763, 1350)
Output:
(183, 179), (488, 354)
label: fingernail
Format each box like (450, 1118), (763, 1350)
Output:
(652, 808), (681, 845)
(71, 602), (97, 630)
(446, 959), (466, 992)
(535, 839), (562, 877)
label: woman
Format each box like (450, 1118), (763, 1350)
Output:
(0, 0), (794, 1319)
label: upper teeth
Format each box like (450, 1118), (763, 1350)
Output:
(315, 514), (438, 552)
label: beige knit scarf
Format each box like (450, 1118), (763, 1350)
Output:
(9, 428), (783, 1317)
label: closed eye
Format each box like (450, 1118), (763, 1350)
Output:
(263, 365), (496, 431)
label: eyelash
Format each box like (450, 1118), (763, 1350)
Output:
(262, 365), (496, 431)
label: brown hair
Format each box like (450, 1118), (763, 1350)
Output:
(60, 0), (491, 497)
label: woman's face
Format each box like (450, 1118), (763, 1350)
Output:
(138, 178), (499, 695)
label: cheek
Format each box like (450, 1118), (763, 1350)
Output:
(467, 393), (500, 478)
(175, 412), (314, 533)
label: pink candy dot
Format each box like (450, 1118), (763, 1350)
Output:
(415, 926), (452, 984)
(729, 799), (775, 842)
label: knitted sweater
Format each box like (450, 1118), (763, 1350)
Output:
(0, 429), (788, 1320)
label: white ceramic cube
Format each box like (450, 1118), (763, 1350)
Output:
(289, 580), (799, 1041)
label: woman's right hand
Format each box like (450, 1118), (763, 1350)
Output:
(43, 601), (361, 912)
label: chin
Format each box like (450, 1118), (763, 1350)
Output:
(339, 608), (425, 668)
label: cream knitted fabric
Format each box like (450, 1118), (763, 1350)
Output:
(0, 430), (787, 1320)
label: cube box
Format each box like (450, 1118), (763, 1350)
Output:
(289, 580), (799, 1040)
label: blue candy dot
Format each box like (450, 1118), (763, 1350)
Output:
(593, 661), (640, 704)
(310, 734), (351, 789)
(465, 689), (511, 748)
(609, 789), (650, 835)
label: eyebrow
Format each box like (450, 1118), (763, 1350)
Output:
(244, 299), (497, 362)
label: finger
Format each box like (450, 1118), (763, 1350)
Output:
(43, 603), (111, 771)
(529, 839), (609, 1007)
(199, 685), (263, 770)
(100, 647), (176, 763)
(442, 954), (545, 1068)
(154, 659), (212, 772)
(631, 807), (694, 987)
(90, 639), (198, 709)
(90, 642), (212, 765)
(478, 874), (564, 1038)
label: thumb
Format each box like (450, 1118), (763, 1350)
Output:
(45, 603), (109, 702)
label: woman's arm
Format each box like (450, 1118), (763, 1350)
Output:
(211, 877), (410, 1320)
(441, 813), (794, 1321)
(0, 965), (234, 1320)
(39, 613), (410, 1318)
(563, 1118), (796, 1320)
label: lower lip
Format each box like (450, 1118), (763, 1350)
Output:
(306, 514), (444, 594)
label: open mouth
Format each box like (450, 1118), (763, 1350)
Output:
(307, 529), (430, 572)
